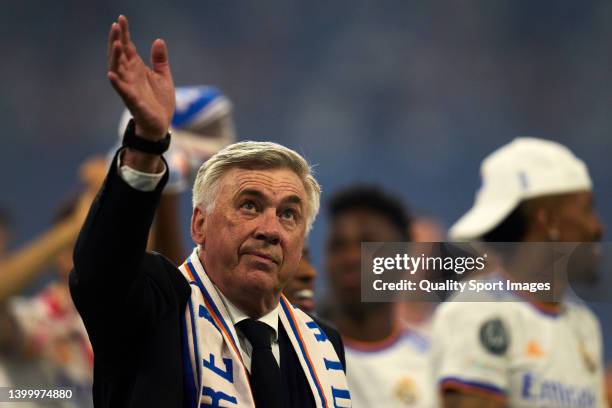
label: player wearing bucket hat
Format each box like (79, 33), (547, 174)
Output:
(431, 138), (607, 407)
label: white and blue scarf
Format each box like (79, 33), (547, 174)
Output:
(179, 249), (351, 407)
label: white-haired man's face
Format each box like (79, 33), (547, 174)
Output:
(191, 166), (308, 316)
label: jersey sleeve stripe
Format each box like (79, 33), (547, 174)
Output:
(440, 377), (507, 401)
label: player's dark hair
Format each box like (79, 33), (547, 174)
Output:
(328, 185), (412, 241)
(482, 203), (528, 242)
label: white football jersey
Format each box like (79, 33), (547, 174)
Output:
(431, 288), (607, 407)
(345, 327), (438, 407)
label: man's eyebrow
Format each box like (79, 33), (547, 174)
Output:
(283, 195), (303, 207)
(235, 189), (266, 200)
(235, 189), (304, 208)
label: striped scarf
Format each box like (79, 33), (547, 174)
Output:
(179, 249), (351, 407)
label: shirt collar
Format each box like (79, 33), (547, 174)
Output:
(195, 247), (280, 341)
(215, 286), (280, 342)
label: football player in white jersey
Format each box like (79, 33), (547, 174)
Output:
(322, 185), (438, 407)
(431, 138), (607, 407)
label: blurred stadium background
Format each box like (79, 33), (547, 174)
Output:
(1, 0), (611, 359)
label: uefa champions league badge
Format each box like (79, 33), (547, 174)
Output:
(479, 318), (510, 356)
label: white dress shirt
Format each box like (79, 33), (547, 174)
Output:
(215, 288), (281, 372)
(117, 152), (166, 192)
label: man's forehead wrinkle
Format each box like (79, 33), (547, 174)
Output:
(233, 172), (305, 197)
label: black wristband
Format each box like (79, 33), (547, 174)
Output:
(121, 119), (171, 155)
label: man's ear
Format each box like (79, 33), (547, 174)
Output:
(191, 206), (207, 246)
(530, 206), (559, 241)
(533, 207), (550, 228)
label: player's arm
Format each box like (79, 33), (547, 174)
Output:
(0, 183), (97, 303)
(0, 216), (80, 302)
(148, 192), (185, 265)
(430, 304), (511, 408)
(443, 391), (506, 408)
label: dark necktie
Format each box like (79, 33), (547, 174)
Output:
(236, 319), (282, 408)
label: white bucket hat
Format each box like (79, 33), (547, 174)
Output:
(449, 137), (592, 241)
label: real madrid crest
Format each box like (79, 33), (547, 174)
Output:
(394, 377), (418, 405)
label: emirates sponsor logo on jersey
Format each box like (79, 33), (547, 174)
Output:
(521, 373), (596, 407)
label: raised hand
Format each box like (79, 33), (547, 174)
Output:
(107, 15), (175, 140)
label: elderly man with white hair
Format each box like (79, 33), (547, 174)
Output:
(70, 15), (350, 408)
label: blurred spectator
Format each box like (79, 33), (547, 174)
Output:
(321, 185), (437, 407)
(395, 215), (446, 336)
(283, 247), (317, 313)
(410, 216), (445, 244)
(0, 158), (102, 303)
(9, 195), (94, 407)
(0, 157), (104, 407)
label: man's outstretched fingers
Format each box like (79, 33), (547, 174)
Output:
(118, 15), (130, 42)
(108, 40), (123, 74)
(106, 16), (175, 142)
(150, 39), (170, 75)
(118, 15), (136, 59)
(107, 23), (120, 67)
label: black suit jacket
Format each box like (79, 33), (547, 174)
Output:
(70, 150), (345, 408)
